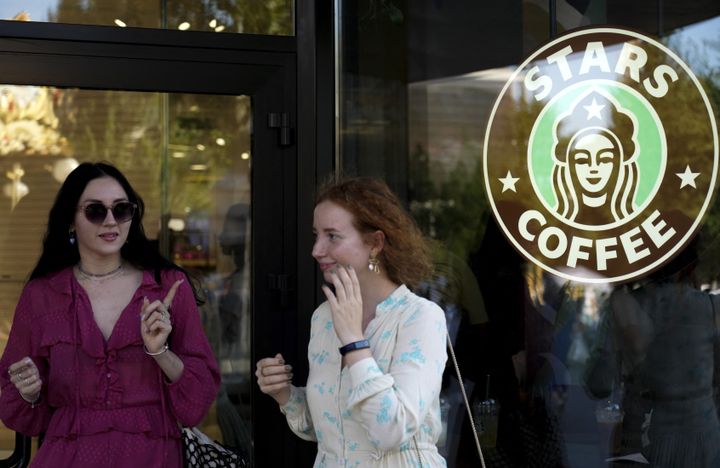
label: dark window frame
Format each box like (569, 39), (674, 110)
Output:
(0, 7), (334, 465)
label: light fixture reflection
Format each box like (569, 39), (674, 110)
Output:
(241, 152), (250, 160)
(190, 164), (207, 171)
(178, 22), (190, 31)
(209, 19), (217, 28)
(114, 19), (126, 27)
(4, 163), (29, 210)
(48, 157), (79, 183)
(216, 137), (226, 146)
(168, 218), (186, 232)
(214, 26), (225, 32)
(196, 144), (206, 151)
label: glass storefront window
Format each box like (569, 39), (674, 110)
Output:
(0, 0), (293, 35)
(338, 1), (720, 466)
(0, 86), (253, 462)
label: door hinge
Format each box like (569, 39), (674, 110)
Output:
(268, 112), (293, 147)
(268, 273), (294, 308)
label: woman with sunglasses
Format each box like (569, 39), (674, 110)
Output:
(0, 162), (220, 467)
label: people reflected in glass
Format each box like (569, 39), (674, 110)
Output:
(586, 239), (720, 466)
(416, 244), (488, 464)
(215, 202), (253, 462)
(218, 203), (249, 354)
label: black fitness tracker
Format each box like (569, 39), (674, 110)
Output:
(339, 339), (370, 356)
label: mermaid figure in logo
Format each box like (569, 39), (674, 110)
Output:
(551, 91), (639, 227)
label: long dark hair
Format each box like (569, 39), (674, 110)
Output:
(29, 162), (201, 301)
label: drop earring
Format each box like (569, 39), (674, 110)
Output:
(69, 230), (76, 246)
(368, 256), (380, 274)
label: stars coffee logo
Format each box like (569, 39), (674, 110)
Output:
(484, 27), (719, 283)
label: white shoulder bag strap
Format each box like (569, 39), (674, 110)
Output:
(414, 332), (487, 467)
(447, 331), (486, 468)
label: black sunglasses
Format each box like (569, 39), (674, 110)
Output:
(78, 201), (137, 225)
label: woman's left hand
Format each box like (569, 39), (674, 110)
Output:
(322, 265), (364, 345)
(141, 279), (183, 354)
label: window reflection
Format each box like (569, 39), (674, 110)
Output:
(0, 86), (253, 462)
(585, 236), (720, 466)
(339, 1), (720, 466)
(0, 0), (293, 35)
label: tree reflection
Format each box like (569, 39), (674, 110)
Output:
(48, 0), (292, 34)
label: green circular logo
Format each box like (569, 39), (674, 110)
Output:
(484, 27), (719, 283)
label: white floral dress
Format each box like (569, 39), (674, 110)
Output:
(281, 285), (448, 467)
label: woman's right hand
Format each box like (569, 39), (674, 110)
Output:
(7, 357), (41, 403)
(256, 353), (293, 406)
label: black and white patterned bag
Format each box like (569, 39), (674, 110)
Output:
(182, 427), (249, 468)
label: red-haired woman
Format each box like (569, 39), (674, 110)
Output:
(257, 177), (448, 467)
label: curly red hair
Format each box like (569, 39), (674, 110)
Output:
(316, 177), (432, 289)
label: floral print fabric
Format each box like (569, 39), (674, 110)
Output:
(281, 285), (448, 467)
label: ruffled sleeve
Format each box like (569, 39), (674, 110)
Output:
(0, 281), (53, 436)
(162, 270), (221, 427)
(346, 297), (447, 451)
(278, 306), (322, 442)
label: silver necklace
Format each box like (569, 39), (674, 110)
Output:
(77, 262), (124, 279)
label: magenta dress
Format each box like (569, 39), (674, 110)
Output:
(0, 267), (221, 467)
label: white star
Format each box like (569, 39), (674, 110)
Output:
(583, 98), (605, 120)
(498, 171), (520, 193)
(676, 165), (700, 189)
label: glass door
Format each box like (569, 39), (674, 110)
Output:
(0, 23), (296, 467)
